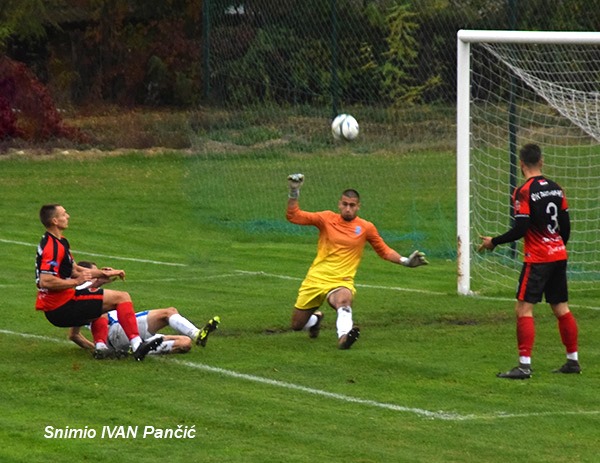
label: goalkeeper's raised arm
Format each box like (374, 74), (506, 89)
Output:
(287, 173), (304, 200)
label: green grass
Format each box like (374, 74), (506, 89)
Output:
(1, 150), (599, 463)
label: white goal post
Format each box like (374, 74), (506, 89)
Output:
(456, 30), (600, 295)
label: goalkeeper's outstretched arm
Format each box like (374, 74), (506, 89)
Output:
(399, 250), (429, 267)
(382, 249), (429, 267)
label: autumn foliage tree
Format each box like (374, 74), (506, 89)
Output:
(0, 56), (83, 141)
(0, 0), (84, 142)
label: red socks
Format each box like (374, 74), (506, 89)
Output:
(558, 311), (578, 354)
(90, 317), (108, 344)
(116, 301), (140, 340)
(517, 312), (578, 358)
(517, 316), (535, 358)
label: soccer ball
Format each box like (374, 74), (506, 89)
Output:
(331, 114), (359, 141)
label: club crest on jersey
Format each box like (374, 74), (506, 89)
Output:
(355, 226), (362, 235)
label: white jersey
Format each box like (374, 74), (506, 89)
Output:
(107, 310), (162, 351)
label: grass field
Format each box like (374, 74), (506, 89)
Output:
(1, 148), (599, 463)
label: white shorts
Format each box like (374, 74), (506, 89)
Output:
(107, 311), (162, 351)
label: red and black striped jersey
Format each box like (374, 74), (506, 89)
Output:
(513, 175), (569, 263)
(35, 232), (75, 310)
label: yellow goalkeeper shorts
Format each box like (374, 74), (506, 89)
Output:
(294, 278), (356, 310)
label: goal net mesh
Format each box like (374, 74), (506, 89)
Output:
(469, 40), (600, 294)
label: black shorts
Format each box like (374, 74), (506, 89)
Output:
(516, 260), (568, 304)
(44, 288), (104, 327)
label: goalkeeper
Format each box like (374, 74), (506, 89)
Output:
(286, 173), (428, 349)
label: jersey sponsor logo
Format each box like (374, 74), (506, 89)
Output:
(530, 189), (563, 202)
(548, 244), (566, 255)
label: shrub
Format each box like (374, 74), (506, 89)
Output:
(0, 56), (86, 142)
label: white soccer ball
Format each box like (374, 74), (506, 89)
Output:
(331, 114), (345, 140)
(331, 114), (359, 141)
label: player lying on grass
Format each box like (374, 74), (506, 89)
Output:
(68, 261), (220, 358)
(35, 204), (161, 361)
(286, 173), (428, 349)
(68, 308), (220, 357)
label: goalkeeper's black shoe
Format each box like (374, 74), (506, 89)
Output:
(309, 311), (323, 339)
(552, 359), (581, 374)
(338, 327), (360, 350)
(133, 337), (163, 361)
(196, 316), (220, 347)
(496, 364), (531, 380)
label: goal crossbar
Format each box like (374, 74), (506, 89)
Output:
(457, 29), (600, 45)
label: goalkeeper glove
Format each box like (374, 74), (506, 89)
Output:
(400, 250), (429, 267)
(287, 173), (304, 199)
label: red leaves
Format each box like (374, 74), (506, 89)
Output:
(0, 56), (85, 141)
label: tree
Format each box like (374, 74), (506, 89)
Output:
(0, 1), (84, 141)
(0, 0), (48, 53)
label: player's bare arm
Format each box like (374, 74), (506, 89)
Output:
(99, 268), (125, 282)
(67, 326), (94, 350)
(38, 271), (90, 290)
(73, 263), (125, 281)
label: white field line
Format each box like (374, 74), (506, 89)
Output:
(449, 293), (600, 311)
(4, 237), (600, 310)
(234, 270), (447, 295)
(0, 273), (244, 288)
(0, 329), (460, 421)
(172, 358), (467, 421)
(113, 273), (243, 284)
(0, 238), (187, 267)
(4, 240), (600, 419)
(2, 328), (598, 422)
(234, 270), (600, 310)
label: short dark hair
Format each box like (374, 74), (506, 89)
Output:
(519, 144), (542, 166)
(341, 189), (360, 200)
(39, 204), (60, 228)
(77, 261), (97, 269)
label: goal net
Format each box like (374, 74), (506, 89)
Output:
(456, 30), (600, 295)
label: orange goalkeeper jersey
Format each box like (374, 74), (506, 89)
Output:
(286, 203), (396, 284)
